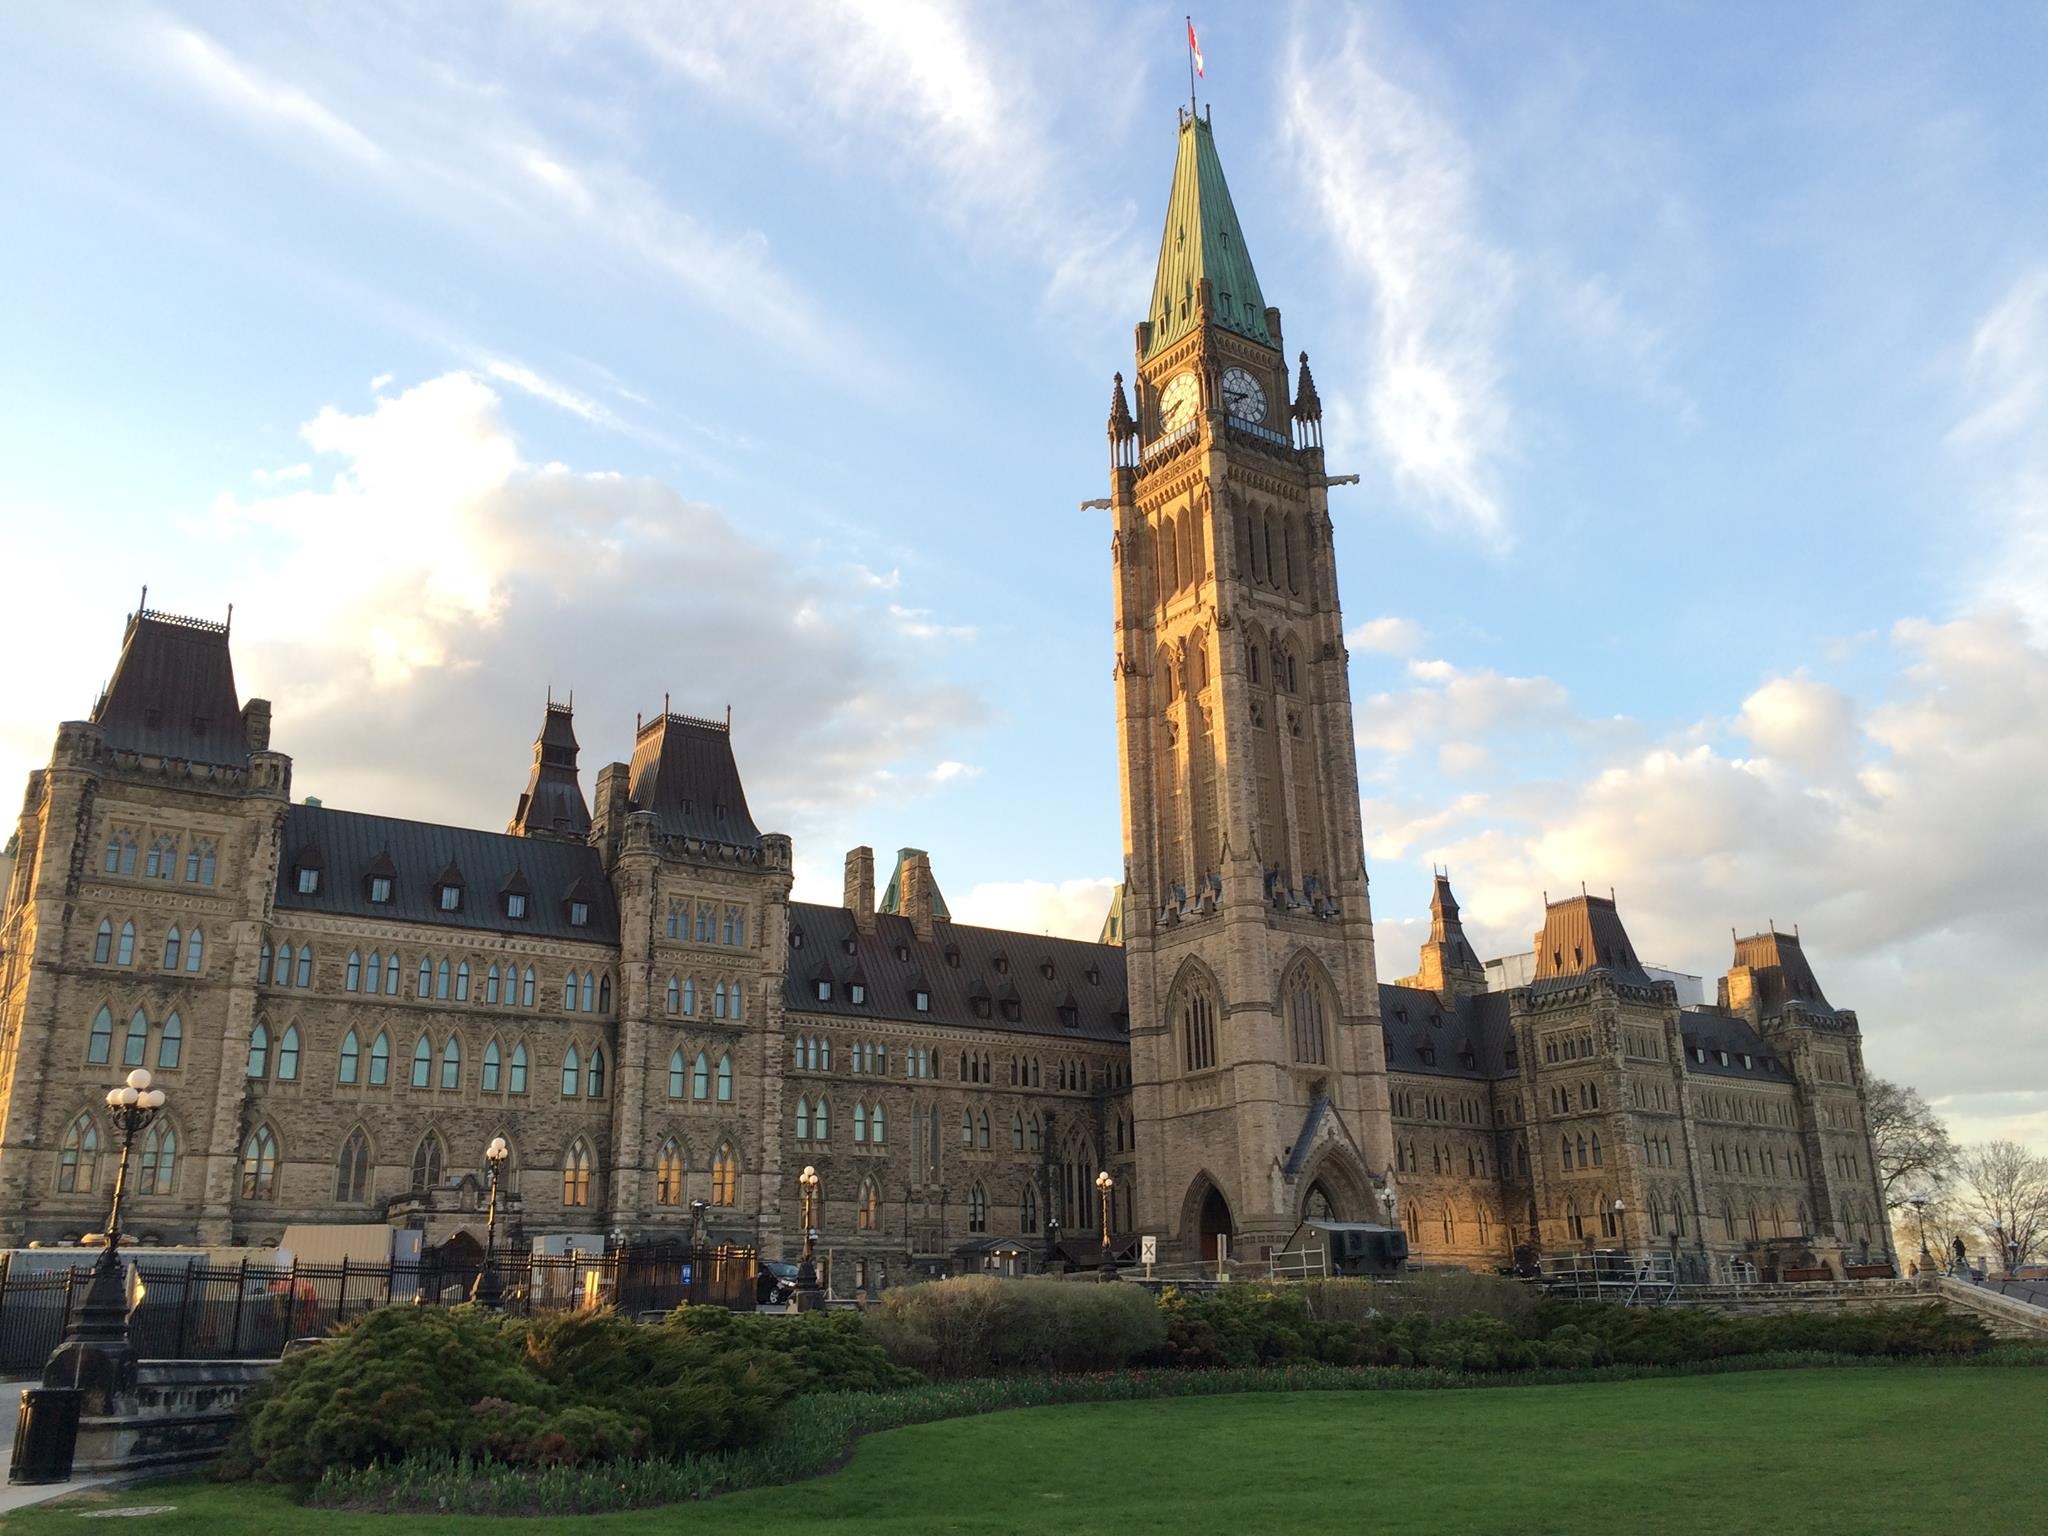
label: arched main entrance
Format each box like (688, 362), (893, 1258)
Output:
(1303, 1182), (1336, 1222)
(1197, 1184), (1235, 1262)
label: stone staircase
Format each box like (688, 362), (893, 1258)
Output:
(1930, 1276), (2048, 1340)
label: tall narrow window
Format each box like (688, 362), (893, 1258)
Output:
(486, 964), (501, 1005)
(714, 982), (728, 1019)
(117, 921), (136, 966)
(95, 920), (113, 964)
(859, 1178), (879, 1231)
(455, 961), (470, 1001)
(411, 1034), (431, 1089)
(432, 959), (447, 1000)
(597, 975), (611, 1013)
(87, 1006), (113, 1064)
(561, 1046), (580, 1097)
(346, 951), (362, 992)
(295, 946), (312, 988)
(58, 1114), (99, 1193)
(668, 1047), (685, 1099)
(365, 951), (381, 996)
(340, 1029), (360, 1084)
(509, 1042), (529, 1094)
(796, 1096), (811, 1140)
(441, 1036), (461, 1090)
(969, 1184), (988, 1233)
(656, 1140), (683, 1205)
(717, 1053), (733, 1102)
(814, 1098), (829, 1141)
(123, 1008), (149, 1067)
(1182, 991), (1217, 1072)
(580, 973), (595, 1012)
(410, 1132), (444, 1191)
(563, 971), (578, 1011)
(162, 926), (182, 971)
(1288, 970), (1327, 1065)
(667, 976), (680, 1014)
(336, 1128), (370, 1202)
(521, 967), (535, 1007)
(138, 1122), (177, 1195)
(246, 1022), (269, 1079)
(240, 1125), (279, 1199)
(871, 1102), (886, 1145)
(693, 1052), (710, 1101)
(419, 958), (433, 998)
(277, 1025), (300, 1081)
(1021, 1184), (1039, 1234)
(682, 978), (696, 1016)
(385, 953), (401, 995)
(710, 1143), (738, 1206)
(587, 1047), (605, 1098)
(562, 1138), (593, 1207)
(158, 1010), (182, 1069)
(482, 1039), (502, 1092)
(277, 943), (295, 986)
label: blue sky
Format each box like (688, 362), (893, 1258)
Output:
(3, 3), (2044, 1151)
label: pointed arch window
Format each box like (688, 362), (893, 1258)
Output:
(486, 963), (501, 1005)
(961, 1109), (974, 1146)
(561, 1045), (581, 1098)
(667, 976), (680, 1014)
(162, 926), (182, 971)
(858, 1177), (879, 1231)
(385, 953), (401, 995)
(1029, 1113), (1042, 1152)
(1182, 989), (1217, 1072)
(978, 1110), (990, 1149)
(682, 977), (696, 1016)
(441, 1035), (461, 1090)
(692, 1051), (710, 1101)
(340, 1029), (361, 1084)
(410, 1131), (445, 1191)
(669, 1047), (686, 1099)
(145, 833), (177, 880)
(710, 1143), (738, 1206)
(598, 975), (611, 1013)
(346, 951), (362, 992)
(185, 927), (204, 974)
(796, 1096), (811, 1140)
(117, 921), (136, 967)
(410, 1033), (431, 1088)
(247, 1021), (270, 1079)
(482, 1039), (502, 1092)
(563, 971), (579, 1011)
(581, 972), (596, 1013)
(561, 1138), (593, 1207)
(715, 982), (728, 1019)
(87, 1006), (113, 1064)
(1012, 1112), (1025, 1151)
(419, 957), (433, 998)
(296, 946), (313, 988)
(158, 1010), (182, 1069)
(364, 951), (381, 996)
(123, 1008), (149, 1067)
(58, 1114), (99, 1193)
(814, 1098), (829, 1141)
(95, 919), (113, 964)
(853, 1101), (867, 1143)
(455, 961), (470, 1002)
(587, 1047), (605, 1098)
(369, 1031), (391, 1086)
(656, 1139), (684, 1205)
(1288, 965), (1328, 1065)
(336, 1129), (371, 1202)
(520, 966), (535, 1007)
(509, 1041), (529, 1094)
(138, 1122), (177, 1195)
(969, 1183), (988, 1233)
(240, 1125), (279, 1199)
(717, 1053), (733, 1102)
(276, 943), (294, 986)
(871, 1101), (885, 1145)
(277, 1025), (301, 1081)
(1590, 1133), (1602, 1167)
(1021, 1183), (1039, 1234)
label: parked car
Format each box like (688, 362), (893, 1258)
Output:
(756, 1260), (799, 1307)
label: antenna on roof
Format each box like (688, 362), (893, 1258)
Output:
(546, 683), (553, 706)
(664, 691), (671, 718)
(225, 603), (233, 635)
(1580, 880), (1587, 898)
(1609, 886), (1615, 902)
(726, 703), (732, 728)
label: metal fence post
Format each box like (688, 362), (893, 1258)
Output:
(173, 1260), (194, 1358)
(230, 1259), (247, 1356)
(336, 1258), (349, 1331)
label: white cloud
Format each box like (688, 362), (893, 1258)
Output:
(251, 463), (310, 485)
(368, 373), (393, 393)
(887, 603), (977, 643)
(1736, 673), (1856, 778)
(158, 22), (384, 165)
(1949, 268), (2048, 640)
(1282, 20), (1516, 539)
(952, 876), (1120, 942)
(1347, 615), (1423, 655)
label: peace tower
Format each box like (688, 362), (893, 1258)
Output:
(1109, 109), (1394, 1258)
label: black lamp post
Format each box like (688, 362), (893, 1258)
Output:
(1908, 1189), (1932, 1274)
(1045, 1213), (1062, 1272)
(1096, 1170), (1119, 1279)
(43, 1069), (166, 1405)
(471, 1135), (510, 1307)
(795, 1165), (822, 1308)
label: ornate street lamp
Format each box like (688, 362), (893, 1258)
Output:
(1044, 1213), (1062, 1272)
(796, 1165), (822, 1308)
(471, 1136), (511, 1307)
(44, 1069), (166, 1404)
(1095, 1171), (1119, 1279)
(1908, 1189), (1932, 1272)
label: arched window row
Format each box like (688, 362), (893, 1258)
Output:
(245, 1020), (302, 1082)
(56, 1113), (181, 1198)
(100, 829), (216, 886)
(338, 953), (544, 1008)
(93, 917), (205, 975)
(664, 902), (750, 948)
(559, 1043), (607, 1100)
(86, 1005), (183, 1071)
(561, 969), (615, 1015)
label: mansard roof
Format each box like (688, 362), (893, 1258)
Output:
(628, 710), (761, 851)
(1144, 112), (1273, 360)
(509, 699), (591, 840)
(1679, 1009), (1794, 1082)
(782, 903), (1128, 1042)
(92, 605), (249, 768)
(1530, 893), (1655, 990)
(1378, 985), (1516, 1081)
(1732, 929), (1834, 1014)
(274, 802), (617, 942)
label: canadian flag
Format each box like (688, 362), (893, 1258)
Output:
(1187, 17), (1204, 78)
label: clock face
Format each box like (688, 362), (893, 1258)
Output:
(1221, 366), (1267, 424)
(1159, 371), (1200, 433)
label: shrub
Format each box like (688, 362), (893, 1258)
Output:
(867, 1277), (1166, 1378)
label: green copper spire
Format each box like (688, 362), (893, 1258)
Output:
(1144, 113), (1273, 360)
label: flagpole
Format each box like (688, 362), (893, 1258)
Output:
(1187, 15), (1197, 117)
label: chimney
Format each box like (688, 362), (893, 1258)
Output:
(901, 850), (936, 942)
(844, 846), (876, 931)
(242, 698), (272, 753)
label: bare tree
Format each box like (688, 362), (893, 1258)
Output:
(1865, 1078), (1958, 1210)
(1954, 1140), (2048, 1271)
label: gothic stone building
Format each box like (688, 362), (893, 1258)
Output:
(0, 111), (1891, 1278)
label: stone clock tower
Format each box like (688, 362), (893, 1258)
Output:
(1109, 110), (1393, 1260)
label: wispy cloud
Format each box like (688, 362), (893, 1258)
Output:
(158, 21), (384, 165)
(1282, 19), (1516, 540)
(1947, 268), (2048, 638)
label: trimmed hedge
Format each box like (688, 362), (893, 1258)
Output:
(220, 1303), (917, 1483)
(865, 1275), (1167, 1378)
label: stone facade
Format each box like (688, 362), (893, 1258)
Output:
(0, 111), (1892, 1281)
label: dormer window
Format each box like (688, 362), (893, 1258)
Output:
(1040, 961), (1056, 981)
(296, 867), (321, 895)
(1085, 966), (1101, 986)
(895, 945), (911, 963)
(363, 877), (388, 904)
(790, 930), (805, 949)
(850, 982), (867, 1005)
(1058, 1005), (1079, 1030)
(914, 990), (930, 1013)
(1742, 1053), (1754, 1070)
(842, 937), (857, 956)
(993, 955), (1009, 975)
(944, 946), (961, 969)
(569, 901), (589, 927)
(816, 979), (832, 1002)
(439, 884), (462, 912)
(1001, 999), (1022, 1023)
(1716, 1050), (1729, 1066)
(506, 893), (528, 919)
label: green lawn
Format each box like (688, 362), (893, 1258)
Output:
(15, 1368), (2037, 1535)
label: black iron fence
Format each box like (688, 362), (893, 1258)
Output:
(0, 1245), (757, 1374)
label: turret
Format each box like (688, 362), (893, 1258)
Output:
(1397, 870), (1488, 998)
(509, 696), (592, 841)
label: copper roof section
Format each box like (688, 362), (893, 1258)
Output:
(509, 698), (592, 841)
(91, 602), (250, 768)
(627, 709), (761, 850)
(1531, 892), (1652, 984)
(1731, 929), (1833, 1012)
(878, 848), (952, 922)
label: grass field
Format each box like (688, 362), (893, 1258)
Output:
(16, 1367), (2037, 1535)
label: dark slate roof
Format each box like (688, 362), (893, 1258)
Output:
(91, 608), (249, 768)
(509, 701), (592, 840)
(628, 712), (761, 851)
(1531, 893), (1653, 987)
(273, 803), (618, 942)
(1379, 985), (1517, 1081)
(1732, 930), (1834, 1014)
(1679, 1009), (1793, 1081)
(782, 903), (1128, 1041)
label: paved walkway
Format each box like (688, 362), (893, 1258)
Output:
(0, 1378), (116, 1514)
